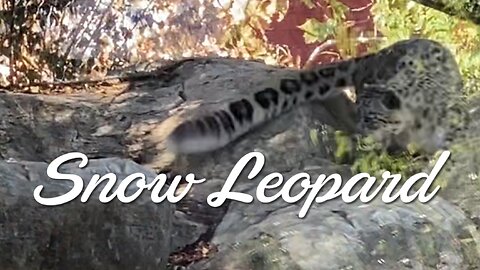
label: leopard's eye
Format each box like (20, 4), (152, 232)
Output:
(381, 91), (401, 110)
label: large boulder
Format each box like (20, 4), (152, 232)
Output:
(191, 162), (480, 269)
(0, 157), (174, 270)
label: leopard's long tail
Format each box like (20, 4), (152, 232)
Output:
(166, 62), (357, 154)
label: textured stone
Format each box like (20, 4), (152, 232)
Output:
(193, 163), (480, 269)
(0, 158), (173, 270)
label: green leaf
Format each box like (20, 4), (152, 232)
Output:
(298, 18), (336, 44)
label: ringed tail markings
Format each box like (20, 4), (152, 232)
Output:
(166, 60), (359, 154)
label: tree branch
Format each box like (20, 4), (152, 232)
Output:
(412, 0), (480, 25)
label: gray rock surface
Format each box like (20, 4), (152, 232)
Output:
(190, 160), (480, 270)
(0, 157), (174, 270)
(433, 97), (480, 229)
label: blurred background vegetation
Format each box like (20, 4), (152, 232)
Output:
(0, 0), (479, 96)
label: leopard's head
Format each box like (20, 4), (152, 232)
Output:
(356, 39), (466, 154)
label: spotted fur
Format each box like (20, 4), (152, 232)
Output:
(167, 39), (466, 154)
